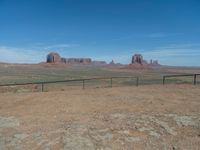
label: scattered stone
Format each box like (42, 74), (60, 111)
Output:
(149, 131), (160, 138)
(0, 133), (5, 150)
(88, 128), (113, 142)
(62, 134), (95, 150)
(173, 116), (196, 127)
(1, 113), (200, 149)
(0, 116), (19, 128)
(125, 136), (141, 143)
(14, 134), (28, 140)
(150, 117), (177, 136)
(138, 127), (152, 132)
(118, 130), (130, 135)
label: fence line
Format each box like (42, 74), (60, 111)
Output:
(163, 74), (200, 85)
(0, 74), (199, 92)
(0, 76), (139, 92)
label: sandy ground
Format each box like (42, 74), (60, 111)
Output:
(0, 85), (200, 150)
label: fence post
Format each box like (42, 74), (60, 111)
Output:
(136, 77), (139, 87)
(163, 76), (165, 85)
(110, 78), (113, 88)
(194, 74), (197, 85)
(82, 80), (85, 89)
(41, 83), (44, 92)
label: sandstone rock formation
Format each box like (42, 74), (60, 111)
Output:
(47, 52), (92, 64)
(132, 54), (143, 64)
(125, 53), (161, 70)
(109, 60), (115, 65)
(92, 61), (107, 65)
(61, 57), (67, 63)
(150, 59), (159, 65)
(47, 52), (61, 63)
(65, 58), (92, 64)
(153, 60), (159, 65)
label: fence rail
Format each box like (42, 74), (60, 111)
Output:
(0, 76), (139, 92)
(0, 74), (199, 93)
(163, 74), (200, 85)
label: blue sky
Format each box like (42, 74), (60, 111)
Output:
(0, 0), (200, 66)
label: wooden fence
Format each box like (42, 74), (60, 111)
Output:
(163, 74), (200, 85)
(0, 74), (199, 92)
(0, 76), (139, 92)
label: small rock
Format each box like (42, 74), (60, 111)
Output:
(118, 130), (130, 135)
(125, 137), (141, 143)
(14, 134), (28, 140)
(0, 116), (19, 128)
(173, 116), (195, 127)
(149, 131), (160, 138)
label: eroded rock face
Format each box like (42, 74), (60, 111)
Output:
(47, 52), (92, 64)
(92, 61), (107, 65)
(132, 54), (143, 64)
(109, 60), (115, 65)
(65, 58), (92, 64)
(150, 59), (159, 65)
(47, 52), (61, 63)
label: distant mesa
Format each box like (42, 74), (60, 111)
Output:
(61, 58), (92, 64)
(46, 52), (160, 68)
(46, 52), (106, 65)
(92, 61), (107, 65)
(46, 52), (91, 64)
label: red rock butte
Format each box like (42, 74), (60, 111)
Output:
(46, 52), (61, 63)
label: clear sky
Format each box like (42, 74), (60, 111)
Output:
(0, 0), (200, 66)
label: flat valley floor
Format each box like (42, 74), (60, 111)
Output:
(0, 85), (200, 150)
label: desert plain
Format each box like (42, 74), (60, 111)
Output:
(0, 64), (200, 150)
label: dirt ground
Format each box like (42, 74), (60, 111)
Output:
(0, 85), (200, 150)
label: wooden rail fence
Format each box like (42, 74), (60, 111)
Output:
(0, 74), (199, 92)
(0, 76), (139, 92)
(163, 74), (200, 85)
